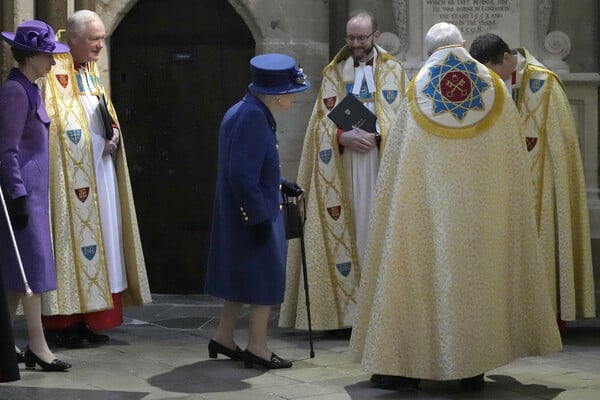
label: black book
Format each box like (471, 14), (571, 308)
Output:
(97, 94), (114, 139)
(327, 94), (377, 133)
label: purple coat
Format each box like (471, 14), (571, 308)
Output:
(0, 68), (56, 293)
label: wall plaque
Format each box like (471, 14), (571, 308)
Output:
(422, 0), (520, 48)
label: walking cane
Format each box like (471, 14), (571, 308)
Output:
(0, 185), (33, 297)
(283, 192), (315, 358)
(296, 195), (315, 358)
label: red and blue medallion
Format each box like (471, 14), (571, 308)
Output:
(423, 53), (489, 121)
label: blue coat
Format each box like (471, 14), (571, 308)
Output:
(0, 69), (55, 293)
(205, 93), (287, 305)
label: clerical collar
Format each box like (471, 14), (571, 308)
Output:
(354, 56), (374, 68)
(74, 61), (88, 70)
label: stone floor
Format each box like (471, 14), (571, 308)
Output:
(1, 294), (599, 400)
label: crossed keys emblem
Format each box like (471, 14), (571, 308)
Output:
(445, 74), (467, 97)
(441, 71), (471, 102)
(423, 53), (487, 121)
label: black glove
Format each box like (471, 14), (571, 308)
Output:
(281, 181), (303, 197)
(253, 220), (271, 244)
(8, 195), (28, 230)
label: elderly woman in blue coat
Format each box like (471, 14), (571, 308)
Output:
(0, 20), (71, 371)
(205, 54), (310, 369)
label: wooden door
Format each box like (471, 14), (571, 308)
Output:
(110, 0), (254, 293)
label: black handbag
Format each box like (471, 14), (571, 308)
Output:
(282, 193), (304, 240)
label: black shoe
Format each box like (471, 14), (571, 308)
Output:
(324, 328), (352, 339)
(16, 349), (26, 363)
(24, 347), (71, 372)
(461, 373), (484, 391)
(48, 326), (89, 348)
(372, 374), (420, 391)
(241, 349), (292, 369)
(77, 322), (109, 343)
(208, 339), (243, 361)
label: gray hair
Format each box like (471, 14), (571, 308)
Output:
(424, 22), (464, 56)
(66, 9), (101, 37)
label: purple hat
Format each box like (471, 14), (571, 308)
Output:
(248, 53), (310, 95)
(1, 20), (69, 54)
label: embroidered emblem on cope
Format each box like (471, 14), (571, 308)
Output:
(323, 96), (337, 111)
(529, 78), (545, 93)
(55, 74), (68, 88)
(75, 187), (90, 203)
(319, 149), (332, 164)
(382, 89), (398, 104)
(327, 205), (342, 221)
(81, 245), (97, 261)
(75, 75), (84, 92)
(336, 262), (352, 277)
(423, 53), (489, 121)
(345, 82), (374, 102)
(67, 129), (82, 144)
(525, 137), (538, 152)
(76, 75), (98, 93)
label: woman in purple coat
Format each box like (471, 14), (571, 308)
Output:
(205, 54), (309, 369)
(0, 20), (71, 372)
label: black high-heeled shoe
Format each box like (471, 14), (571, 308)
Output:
(24, 347), (71, 372)
(241, 349), (292, 369)
(208, 339), (243, 361)
(16, 349), (26, 363)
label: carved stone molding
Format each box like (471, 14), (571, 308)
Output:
(391, 0), (408, 59)
(536, 0), (571, 72)
(377, 32), (402, 58)
(537, 0), (553, 48)
(543, 30), (572, 73)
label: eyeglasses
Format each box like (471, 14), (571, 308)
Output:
(345, 31), (375, 43)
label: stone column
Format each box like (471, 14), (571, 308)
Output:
(36, 0), (68, 31)
(229, 0), (330, 180)
(329, 0), (348, 58)
(75, 0), (97, 11)
(1, 0), (15, 79)
(1, 0), (35, 78)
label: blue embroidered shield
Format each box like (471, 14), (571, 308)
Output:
(319, 149), (332, 164)
(423, 53), (489, 121)
(75, 75), (98, 93)
(345, 82), (374, 102)
(382, 89), (398, 104)
(81, 245), (97, 261)
(336, 262), (352, 277)
(529, 79), (545, 93)
(67, 129), (82, 144)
